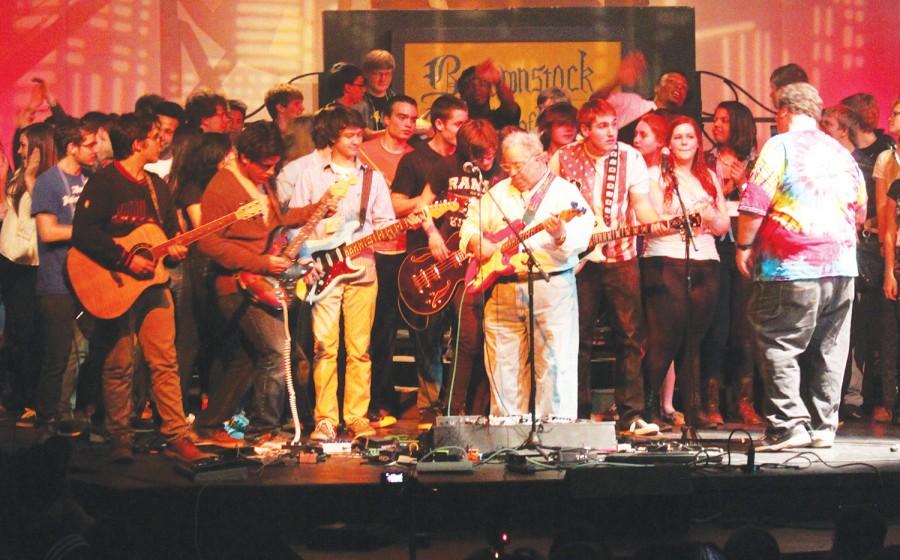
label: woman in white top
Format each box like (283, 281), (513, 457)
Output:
(641, 116), (729, 430)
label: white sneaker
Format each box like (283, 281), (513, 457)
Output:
(310, 419), (337, 441)
(626, 418), (660, 436)
(809, 430), (835, 448)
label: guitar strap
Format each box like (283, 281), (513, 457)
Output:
(358, 167), (373, 225)
(522, 172), (556, 225)
(142, 174), (164, 227)
(600, 143), (620, 227)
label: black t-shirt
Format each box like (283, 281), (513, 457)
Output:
(364, 92), (393, 132)
(889, 179), (900, 228)
(392, 143), (461, 249)
(860, 130), (895, 161)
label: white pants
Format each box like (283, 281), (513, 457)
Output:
(483, 271), (579, 418)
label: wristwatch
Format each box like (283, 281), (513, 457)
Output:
(736, 243), (753, 250)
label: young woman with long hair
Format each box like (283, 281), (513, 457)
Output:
(1, 122), (58, 420)
(642, 116), (729, 430)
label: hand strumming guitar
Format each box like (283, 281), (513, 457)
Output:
(128, 254), (156, 276)
(468, 238), (497, 264)
(267, 255), (291, 275)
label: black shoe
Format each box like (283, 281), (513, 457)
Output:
(840, 405), (864, 421)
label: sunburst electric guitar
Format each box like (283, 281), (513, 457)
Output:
(235, 176), (354, 310)
(67, 199), (264, 319)
(464, 204), (587, 295)
(296, 200), (459, 304)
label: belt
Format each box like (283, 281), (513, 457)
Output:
(494, 269), (570, 284)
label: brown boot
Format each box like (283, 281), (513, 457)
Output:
(738, 377), (764, 425)
(706, 379), (725, 426)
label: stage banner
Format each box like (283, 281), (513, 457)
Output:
(401, 40), (621, 130)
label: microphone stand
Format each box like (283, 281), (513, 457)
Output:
(482, 170), (551, 453)
(669, 166), (701, 443)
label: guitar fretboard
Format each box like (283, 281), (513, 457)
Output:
(151, 211), (244, 259)
(282, 197), (333, 260)
(500, 220), (552, 254)
(345, 217), (416, 258)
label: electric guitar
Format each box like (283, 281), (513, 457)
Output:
(235, 176), (355, 310)
(296, 200), (459, 304)
(397, 232), (469, 320)
(464, 204), (587, 295)
(576, 211), (702, 272)
(67, 199), (264, 319)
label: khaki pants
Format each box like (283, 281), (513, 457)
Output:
(93, 286), (189, 441)
(312, 281), (377, 425)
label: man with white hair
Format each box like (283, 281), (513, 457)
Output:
(459, 131), (593, 419)
(737, 82), (867, 451)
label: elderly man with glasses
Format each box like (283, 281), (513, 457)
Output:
(459, 130), (593, 419)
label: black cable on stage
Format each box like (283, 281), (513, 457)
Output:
(244, 71), (326, 119)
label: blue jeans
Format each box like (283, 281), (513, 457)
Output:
(196, 294), (288, 434)
(749, 277), (854, 437)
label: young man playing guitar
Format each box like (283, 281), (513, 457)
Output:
(548, 98), (666, 435)
(461, 131), (593, 418)
(195, 122), (328, 445)
(391, 94), (468, 429)
(285, 105), (421, 441)
(71, 112), (209, 463)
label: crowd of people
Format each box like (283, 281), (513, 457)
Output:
(0, 47), (898, 463)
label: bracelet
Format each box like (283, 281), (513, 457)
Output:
(736, 243), (753, 250)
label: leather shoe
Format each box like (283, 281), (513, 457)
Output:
(164, 436), (215, 463)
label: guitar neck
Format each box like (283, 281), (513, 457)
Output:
(500, 219), (551, 253)
(590, 222), (653, 247)
(588, 214), (692, 249)
(282, 198), (332, 259)
(345, 216), (415, 258)
(151, 210), (243, 259)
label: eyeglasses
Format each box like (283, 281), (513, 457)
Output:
(350, 81), (366, 89)
(500, 154), (535, 176)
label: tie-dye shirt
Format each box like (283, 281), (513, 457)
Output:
(738, 128), (866, 281)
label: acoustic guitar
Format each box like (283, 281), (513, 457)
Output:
(67, 199), (263, 319)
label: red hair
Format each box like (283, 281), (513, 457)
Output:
(577, 98), (616, 128)
(663, 116), (718, 205)
(636, 113), (670, 166)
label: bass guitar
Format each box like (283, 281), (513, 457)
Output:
(464, 204), (587, 295)
(67, 199), (264, 319)
(576, 212), (702, 272)
(397, 232), (469, 319)
(296, 200), (459, 304)
(235, 176), (354, 310)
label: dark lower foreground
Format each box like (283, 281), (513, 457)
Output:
(2, 416), (900, 560)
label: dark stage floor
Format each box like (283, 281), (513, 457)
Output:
(2, 405), (900, 559)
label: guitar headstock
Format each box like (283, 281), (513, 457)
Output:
(328, 175), (358, 200)
(426, 200), (461, 219)
(559, 203), (588, 223)
(236, 199), (265, 220)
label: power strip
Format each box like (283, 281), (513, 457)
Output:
(416, 460), (473, 474)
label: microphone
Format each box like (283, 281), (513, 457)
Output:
(462, 161), (478, 174)
(660, 147), (672, 174)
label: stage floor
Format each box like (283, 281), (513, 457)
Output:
(3, 410), (900, 559)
